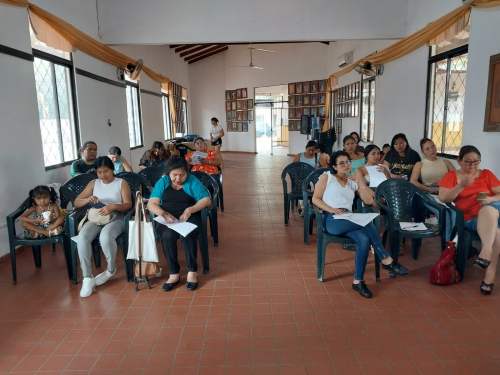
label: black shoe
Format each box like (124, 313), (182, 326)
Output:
(480, 281), (494, 295)
(186, 279), (198, 291)
(162, 279), (180, 292)
(381, 260), (409, 276)
(474, 257), (491, 270)
(352, 281), (372, 298)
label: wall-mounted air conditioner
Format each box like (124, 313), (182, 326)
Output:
(337, 51), (353, 68)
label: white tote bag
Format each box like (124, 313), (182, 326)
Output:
(127, 192), (159, 263)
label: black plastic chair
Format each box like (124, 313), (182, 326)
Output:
(63, 174), (98, 196)
(137, 167), (165, 196)
(314, 204), (380, 282)
(190, 171), (220, 247)
(217, 166), (224, 212)
(175, 143), (195, 157)
(318, 127), (337, 157)
(6, 187), (76, 284)
(375, 179), (447, 262)
(281, 162), (315, 226)
(302, 168), (330, 244)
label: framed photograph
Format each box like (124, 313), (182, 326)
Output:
(225, 91), (231, 100)
(303, 95), (310, 106)
(296, 108), (303, 118)
(289, 108), (296, 119)
(296, 82), (303, 94)
(232, 122), (238, 131)
(319, 80), (327, 92)
(226, 101), (232, 112)
(236, 89), (242, 99)
(289, 96), (295, 107)
(248, 110), (254, 121)
(311, 81), (318, 93)
(247, 99), (254, 109)
(288, 83), (296, 95)
(227, 122), (232, 132)
(311, 107), (318, 117)
(319, 106), (326, 117)
(242, 100), (248, 110)
(303, 81), (311, 93)
(303, 107), (310, 116)
(242, 111), (248, 121)
(231, 90), (237, 100)
(242, 88), (248, 98)
(236, 100), (242, 110)
(232, 101), (237, 111)
(289, 121), (295, 131)
(311, 94), (318, 106)
(296, 95), (302, 106)
(231, 111), (237, 120)
(242, 122), (248, 132)
(319, 93), (326, 105)
(484, 53), (500, 131)
(237, 111), (243, 121)
(237, 122), (243, 132)
(336, 119), (342, 134)
(226, 112), (231, 121)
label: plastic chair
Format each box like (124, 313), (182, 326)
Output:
(302, 168), (330, 244)
(314, 204), (381, 282)
(281, 162), (315, 226)
(137, 167), (165, 195)
(6, 187), (76, 284)
(175, 143), (195, 157)
(63, 174), (98, 196)
(375, 179), (447, 262)
(190, 171), (220, 247)
(318, 127), (337, 157)
(217, 166), (224, 212)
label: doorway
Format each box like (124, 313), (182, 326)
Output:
(255, 85), (289, 155)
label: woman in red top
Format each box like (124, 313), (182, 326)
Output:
(439, 145), (500, 295)
(185, 137), (222, 184)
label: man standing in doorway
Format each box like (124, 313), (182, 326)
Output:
(71, 141), (98, 176)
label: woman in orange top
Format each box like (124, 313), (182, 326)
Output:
(439, 145), (500, 295)
(185, 137), (222, 183)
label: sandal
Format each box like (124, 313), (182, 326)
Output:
(474, 257), (491, 270)
(480, 281), (494, 295)
(29, 230), (41, 239)
(49, 226), (63, 237)
(298, 208), (304, 217)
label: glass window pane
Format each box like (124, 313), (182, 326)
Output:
(427, 59), (448, 152)
(54, 65), (77, 162)
(368, 80), (375, 142)
(126, 85), (142, 147)
(361, 81), (370, 142)
(163, 96), (172, 140)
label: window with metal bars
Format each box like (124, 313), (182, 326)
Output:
(33, 51), (79, 169)
(426, 45), (468, 157)
(360, 77), (375, 143)
(125, 82), (143, 148)
(182, 99), (189, 135)
(163, 95), (172, 140)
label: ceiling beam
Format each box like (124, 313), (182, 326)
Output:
(185, 45), (227, 62)
(180, 44), (214, 58)
(169, 45), (182, 48)
(188, 46), (228, 64)
(175, 45), (197, 53)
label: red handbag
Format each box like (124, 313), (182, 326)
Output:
(430, 241), (461, 285)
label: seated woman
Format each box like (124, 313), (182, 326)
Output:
(343, 135), (365, 176)
(317, 143), (330, 168)
(410, 138), (456, 240)
(108, 146), (133, 174)
(439, 145), (500, 295)
(380, 143), (391, 162)
(139, 141), (170, 170)
(147, 157), (211, 291)
(313, 151), (409, 297)
(185, 137), (223, 184)
(383, 133), (421, 180)
(350, 131), (365, 153)
(355, 145), (390, 209)
(74, 157), (132, 298)
(293, 140), (319, 168)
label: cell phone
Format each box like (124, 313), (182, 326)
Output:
(474, 192), (489, 201)
(89, 201), (106, 208)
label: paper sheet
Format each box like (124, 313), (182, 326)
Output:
(154, 216), (197, 236)
(400, 222), (427, 231)
(71, 236), (78, 243)
(365, 165), (387, 188)
(190, 151), (208, 165)
(333, 213), (380, 227)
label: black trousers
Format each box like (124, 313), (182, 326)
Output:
(157, 213), (202, 274)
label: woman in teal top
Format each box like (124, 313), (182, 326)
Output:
(108, 146), (132, 174)
(343, 135), (366, 176)
(293, 140), (320, 168)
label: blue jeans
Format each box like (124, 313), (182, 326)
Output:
(424, 192), (456, 241)
(324, 214), (390, 281)
(464, 201), (500, 232)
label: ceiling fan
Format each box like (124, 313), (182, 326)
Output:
(354, 61), (384, 77)
(231, 49), (264, 69)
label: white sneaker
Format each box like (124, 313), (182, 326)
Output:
(80, 276), (96, 298)
(95, 268), (116, 286)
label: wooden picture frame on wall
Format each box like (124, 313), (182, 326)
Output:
(288, 83), (296, 95)
(242, 88), (248, 98)
(236, 100), (242, 110)
(311, 81), (318, 93)
(247, 99), (254, 109)
(319, 80), (326, 92)
(227, 122), (232, 132)
(226, 112), (231, 121)
(484, 53), (500, 131)
(226, 91), (231, 100)
(236, 89), (242, 99)
(248, 110), (254, 121)
(226, 101), (232, 112)
(289, 96), (296, 107)
(296, 82), (303, 94)
(231, 90), (237, 100)
(303, 81), (311, 93)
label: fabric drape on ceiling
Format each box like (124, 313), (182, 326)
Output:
(182, 87), (188, 100)
(1, 0), (171, 89)
(322, 0), (500, 131)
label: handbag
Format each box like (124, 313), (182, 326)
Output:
(127, 192), (160, 278)
(77, 207), (115, 232)
(430, 241), (461, 285)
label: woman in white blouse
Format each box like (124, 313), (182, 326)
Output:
(312, 151), (409, 298)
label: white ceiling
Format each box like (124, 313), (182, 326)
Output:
(96, 0), (409, 45)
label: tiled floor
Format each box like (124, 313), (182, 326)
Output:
(1, 153), (500, 375)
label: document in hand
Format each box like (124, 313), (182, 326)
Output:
(333, 213), (379, 227)
(154, 216), (198, 236)
(191, 151), (208, 165)
(400, 222), (427, 231)
(365, 165), (387, 188)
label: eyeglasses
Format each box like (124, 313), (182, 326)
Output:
(336, 161), (352, 167)
(463, 160), (481, 166)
